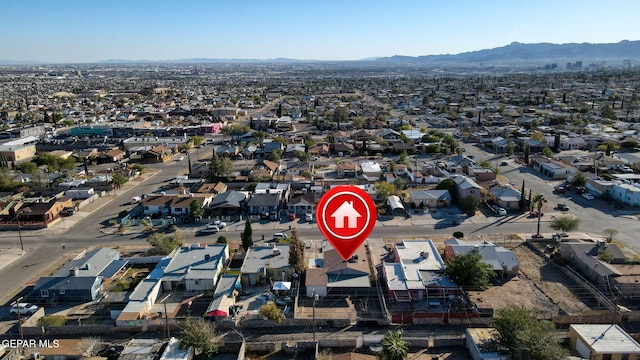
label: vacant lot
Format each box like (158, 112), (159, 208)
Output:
(467, 242), (592, 318)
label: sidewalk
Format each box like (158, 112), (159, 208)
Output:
(0, 248), (25, 271)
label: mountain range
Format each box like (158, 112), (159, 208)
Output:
(1, 40), (639, 66)
(375, 40), (640, 65)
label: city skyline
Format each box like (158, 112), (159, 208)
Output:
(2, 0), (640, 63)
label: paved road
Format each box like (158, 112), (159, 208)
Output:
(1, 140), (639, 305)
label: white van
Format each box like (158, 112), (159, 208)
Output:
(132, 196), (142, 203)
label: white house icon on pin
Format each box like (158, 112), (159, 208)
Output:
(331, 201), (361, 229)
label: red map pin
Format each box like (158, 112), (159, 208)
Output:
(316, 185), (377, 260)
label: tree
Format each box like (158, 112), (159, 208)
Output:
(216, 236), (227, 244)
(111, 173), (127, 192)
(147, 230), (185, 255)
(381, 330), (409, 360)
(288, 228), (305, 273)
(267, 150), (281, 164)
(550, 214), (580, 235)
(453, 231), (464, 239)
(189, 199), (204, 220)
(295, 150), (310, 162)
(259, 302), (283, 323)
(241, 217), (253, 251)
(532, 193), (547, 237)
(253, 130), (269, 147)
(374, 181), (396, 202)
(190, 135), (203, 147)
(444, 252), (494, 289)
(208, 153), (233, 182)
(333, 106), (348, 130)
(571, 173), (587, 187)
(397, 150), (408, 165)
(459, 195), (479, 216)
(542, 147), (553, 158)
(523, 143), (530, 164)
(435, 178), (455, 192)
(602, 228), (618, 243)
(132, 164), (145, 174)
(178, 318), (219, 357)
(553, 133), (561, 150)
(493, 305), (567, 360)
(505, 139), (515, 156)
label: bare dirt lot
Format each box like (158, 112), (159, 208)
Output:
(467, 241), (592, 318)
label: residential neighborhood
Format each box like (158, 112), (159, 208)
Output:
(1, 58), (640, 359)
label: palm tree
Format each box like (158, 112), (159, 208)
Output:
(381, 330), (409, 360)
(532, 193), (547, 237)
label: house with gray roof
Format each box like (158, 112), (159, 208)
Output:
(161, 243), (229, 292)
(246, 193), (281, 215)
(489, 186), (522, 210)
(206, 274), (240, 319)
(240, 245), (291, 287)
(409, 189), (452, 209)
(209, 190), (246, 214)
(558, 241), (626, 286)
(34, 248), (127, 302)
(444, 238), (519, 277)
(451, 174), (482, 201)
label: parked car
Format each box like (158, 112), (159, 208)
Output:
(273, 232), (289, 241)
(620, 166), (634, 173)
(492, 205), (507, 216)
(62, 207), (76, 216)
(573, 186), (586, 194)
(213, 220), (226, 229)
(582, 193), (595, 200)
(305, 212), (314, 222)
(500, 161), (508, 166)
(199, 224), (219, 234)
(177, 156), (185, 161)
(556, 203), (569, 211)
(288, 213), (296, 221)
(10, 303), (38, 316)
(553, 185), (566, 193)
(529, 211), (544, 217)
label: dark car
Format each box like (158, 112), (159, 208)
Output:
(556, 203), (569, 211)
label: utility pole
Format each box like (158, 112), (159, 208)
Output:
(312, 289), (317, 342)
(160, 294), (171, 340)
(14, 297), (24, 340)
(612, 287), (621, 325)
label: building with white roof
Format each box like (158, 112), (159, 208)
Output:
(569, 324), (640, 360)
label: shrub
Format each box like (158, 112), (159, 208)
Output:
(453, 231), (464, 239)
(37, 315), (67, 327)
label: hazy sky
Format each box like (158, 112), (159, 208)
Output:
(2, 0), (639, 63)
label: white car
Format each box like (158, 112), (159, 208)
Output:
(582, 193), (595, 200)
(177, 156), (185, 161)
(305, 212), (314, 222)
(200, 224), (219, 234)
(213, 220), (227, 229)
(493, 205), (507, 216)
(10, 303), (38, 316)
